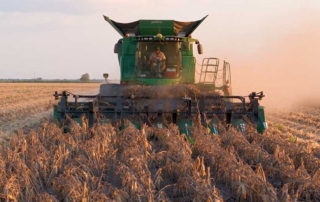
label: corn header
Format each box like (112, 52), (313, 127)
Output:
(53, 15), (268, 135)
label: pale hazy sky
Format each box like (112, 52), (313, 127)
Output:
(0, 0), (319, 84)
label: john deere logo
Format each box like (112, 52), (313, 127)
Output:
(151, 21), (162, 24)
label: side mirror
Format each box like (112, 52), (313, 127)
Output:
(103, 73), (109, 83)
(114, 43), (120, 53)
(182, 41), (190, 51)
(197, 44), (203, 54)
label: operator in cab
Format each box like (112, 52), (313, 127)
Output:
(149, 46), (166, 74)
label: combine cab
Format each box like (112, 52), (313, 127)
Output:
(53, 15), (268, 135)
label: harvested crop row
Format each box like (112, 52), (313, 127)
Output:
(268, 121), (320, 142)
(264, 122), (320, 158)
(0, 83), (100, 134)
(244, 128), (320, 200)
(0, 83), (99, 105)
(0, 97), (53, 124)
(219, 125), (320, 201)
(246, 128), (320, 173)
(272, 112), (320, 130)
(286, 112), (320, 124)
(299, 109), (320, 117)
(268, 115), (319, 134)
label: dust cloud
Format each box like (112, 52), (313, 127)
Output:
(224, 15), (320, 112)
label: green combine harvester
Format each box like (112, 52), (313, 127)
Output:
(53, 15), (268, 135)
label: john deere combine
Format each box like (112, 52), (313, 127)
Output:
(53, 15), (268, 135)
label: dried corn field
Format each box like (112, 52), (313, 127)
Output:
(0, 83), (100, 136)
(1, 83), (320, 201)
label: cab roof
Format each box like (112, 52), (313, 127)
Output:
(103, 15), (208, 37)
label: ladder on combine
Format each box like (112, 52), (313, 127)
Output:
(199, 58), (220, 84)
(198, 57), (232, 95)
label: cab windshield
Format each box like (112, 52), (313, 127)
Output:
(136, 42), (181, 78)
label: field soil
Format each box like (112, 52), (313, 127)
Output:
(0, 83), (101, 140)
(0, 83), (320, 201)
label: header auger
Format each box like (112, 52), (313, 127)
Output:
(53, 15), (268, 136)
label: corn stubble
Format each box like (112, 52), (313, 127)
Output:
(0, 83), (100, 120)
(1, 83), (320, 201)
